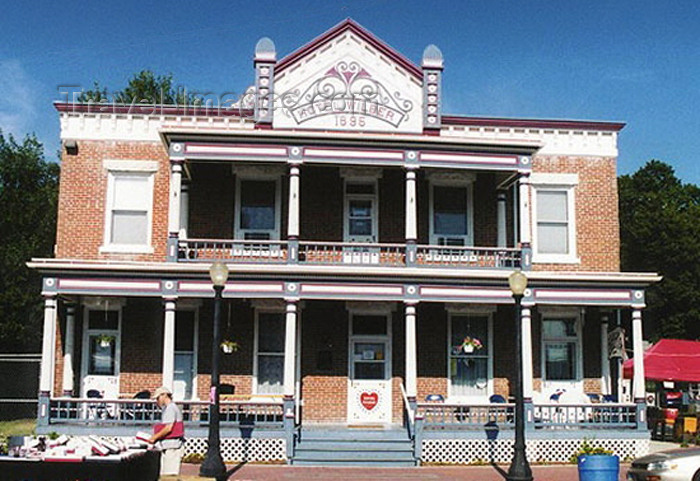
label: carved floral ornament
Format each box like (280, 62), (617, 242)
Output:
(279, 60), (414, 127)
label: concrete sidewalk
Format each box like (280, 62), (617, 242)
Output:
(171, 463), (631, 480)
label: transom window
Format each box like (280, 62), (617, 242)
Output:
(255, 311), (285, 394)
(103, 172), (154, 252)
(235, 178), (280, 240)
(542, 318), (580, 382)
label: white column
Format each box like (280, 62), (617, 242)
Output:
(39, 297), (57, 395)
(632, 309), (645, 402)
(405, 303), (418, 399)
(521, 306), (534, 400)
(405, 170), (417, 242)
(179, 183), (189, 237)
(162, 299), (176, 392)
(283, 301), (298, 397)
(600, 314), (611, 395)
(287, 165), (300, 239)
(518, 174), (532, 246)
(167, 160), (183, 236)
(497, 191), (507, 248)
(62, 304), (76, 396)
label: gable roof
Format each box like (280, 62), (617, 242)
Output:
(275, 18), (423, 80)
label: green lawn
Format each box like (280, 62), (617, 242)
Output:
(0, 419), (36, 438)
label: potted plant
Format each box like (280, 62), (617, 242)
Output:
(460, 336), (483, 354)
(96, 334), (114, 348)
(220, 340), (239, 355)
(571, 439), (619, 481)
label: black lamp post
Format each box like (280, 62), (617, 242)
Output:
(506, 269), (533, 481)
(200, 262), (229, 479)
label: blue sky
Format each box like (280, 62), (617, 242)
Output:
(1, 1), (698, 184)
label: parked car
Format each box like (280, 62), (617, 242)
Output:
(627, 447), (700, 480)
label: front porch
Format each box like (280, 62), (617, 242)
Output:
(34, 290), (651, 464)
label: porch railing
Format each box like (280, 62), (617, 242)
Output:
(533, 403), (638, 430)
(415, 245), (521, 269)
(178, 239), (289, 263)
(176, 238), (524, 270)
(47, 398), (284, 429)
(299, 241), (406, 266)
(415, 402), (638, 431)
(416, 402), (515, 430)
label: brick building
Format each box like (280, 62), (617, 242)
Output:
(30, 19), (659, 464)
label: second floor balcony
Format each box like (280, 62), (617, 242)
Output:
(167, 162), (530, 270)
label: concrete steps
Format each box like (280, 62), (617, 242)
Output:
(292, 426), (416, 467)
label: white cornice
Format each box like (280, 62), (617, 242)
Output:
(27, 258), (661, 286)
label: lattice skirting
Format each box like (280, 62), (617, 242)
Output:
(101, 436), (286, 463)
(421, 437), (650, 465)
(185, 437), (286, 462)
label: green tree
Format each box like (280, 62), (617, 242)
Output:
(78, 70), (193, 105)
(0, 133), (59, 351)
(619, 160), (700, 340)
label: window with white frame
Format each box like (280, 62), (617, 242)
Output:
(254, 311), (285, 394)
(531, 173), (578, 263)
(448, 313), (491, 398)
(235, 178), (280, 240)
(429, 177), (473, 247)
(103, 171), (154, 252)
(542, 317), (581, 382)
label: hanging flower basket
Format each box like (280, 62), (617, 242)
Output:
(220, 340), (239, 355)
(460, 336), (483, 354)
(96, 334), (114, 348)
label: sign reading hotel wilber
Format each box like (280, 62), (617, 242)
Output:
(278, 61), (417, 131)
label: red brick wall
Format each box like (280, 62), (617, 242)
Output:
(188, 164), (234, 239)
(300, 167), (343, 241)
(531, 155), (620, 272)
(55, 141), (169, 261)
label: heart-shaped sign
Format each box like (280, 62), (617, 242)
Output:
(360, 392), (379, 411)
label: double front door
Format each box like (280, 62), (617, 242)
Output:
(347, 313), (392, 424)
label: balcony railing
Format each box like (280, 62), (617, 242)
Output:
(177, 238), (524, 270)
(47, 397), (284, 429)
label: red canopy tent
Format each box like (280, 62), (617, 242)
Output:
(623, 339), (700, 382)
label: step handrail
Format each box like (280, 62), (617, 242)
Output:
(400, 383), (415, 436)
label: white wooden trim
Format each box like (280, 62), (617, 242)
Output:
(39, 298), (57, 393)
(162, 300), (176, 392)
(283, 302), (297, 397)
(404, 304), (417, 398)
(62, 305), (76, 394)
(632, 309), (645, 400)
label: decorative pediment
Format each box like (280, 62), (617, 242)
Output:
(273, 20), (424, 133)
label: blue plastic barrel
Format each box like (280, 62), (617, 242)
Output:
(578, 454), (619, 481)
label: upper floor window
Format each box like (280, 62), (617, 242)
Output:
(235, 178), (280, 240)
(531, 173), (578, 263)
(102, 166), (155, 254)
(428, 173), (474, 246)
